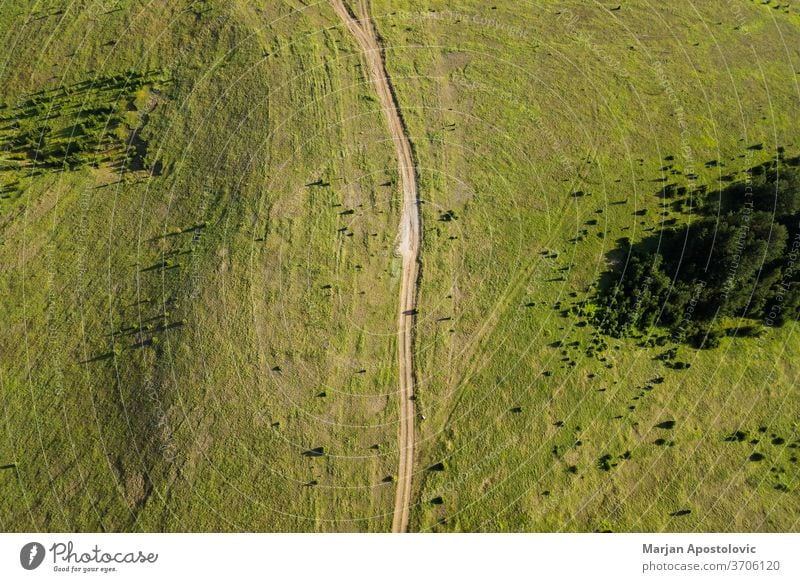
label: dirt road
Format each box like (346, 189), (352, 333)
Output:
(331, 0), (420, 533)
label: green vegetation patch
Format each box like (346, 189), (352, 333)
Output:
(0, 70), (165, 181)
(594, 155), (800, 348)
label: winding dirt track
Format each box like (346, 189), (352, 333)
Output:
(331, 0), (420, 533)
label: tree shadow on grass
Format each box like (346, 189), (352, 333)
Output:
(591, 152), (800, 348)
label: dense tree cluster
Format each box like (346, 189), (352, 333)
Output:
(595, 161), (800, 347)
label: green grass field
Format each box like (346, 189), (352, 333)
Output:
(1, 0), (798, 532)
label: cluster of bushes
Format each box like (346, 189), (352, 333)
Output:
(595, 159), (800, 347)
(1, 71), (162, 173)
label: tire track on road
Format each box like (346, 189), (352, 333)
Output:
(331, 0), (420, 533)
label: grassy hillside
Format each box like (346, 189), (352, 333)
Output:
(368, 0), (800, 531)
(1, 0), (798, 532)
(0, 0), (402, 532)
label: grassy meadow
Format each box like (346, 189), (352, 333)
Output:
(1, 0), (798, 532)
(1, 0), (403, 532)
(370, 0), (800, 531)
